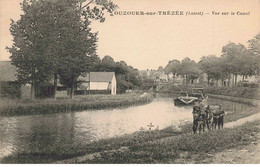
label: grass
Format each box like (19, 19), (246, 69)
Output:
(204, 86), (259, 100)
(0, 93), (154, 116)
(160, 84), (259, 99)
(88, 121), (259, 164)
(208, 94), (259, 107)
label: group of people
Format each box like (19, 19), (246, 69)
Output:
(192, 101), (225, 134)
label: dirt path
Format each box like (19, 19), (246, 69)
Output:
(207, 126), (260, 164)
(204, 112), (260, 164)
(224, 112), (260, 129)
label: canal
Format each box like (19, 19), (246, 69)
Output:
(0, 95), (255, 159)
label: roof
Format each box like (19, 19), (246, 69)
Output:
(79, 72), (115, 82)
(0, 61), (17, 82)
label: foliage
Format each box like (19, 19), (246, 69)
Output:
(178, 58), (200, 84)
(7, 0), (117, 99)
(199, 55), (226, 84)
(94, 56), (142, 93)
(248, 33), (260, 74)
(0, 82), (21, 98)
(164, 59), (180, 75)
(248, 33), (260, 57)
(7, 0), (56, 100)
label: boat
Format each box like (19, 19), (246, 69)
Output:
(174, 94), (200, 105)
(189, 88), (208, 101)
(174, 88), (208, 106)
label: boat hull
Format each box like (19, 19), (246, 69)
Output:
(174, 96), (207, 106)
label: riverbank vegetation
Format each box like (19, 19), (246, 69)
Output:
(204, 86), (259, 99)
(160, 84), (260, 102)
(83, 121), (259, 164)
(1, 104), (259, 163)
(0, 93), (154, 116)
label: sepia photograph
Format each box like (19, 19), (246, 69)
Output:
(0, 0), (260, 164)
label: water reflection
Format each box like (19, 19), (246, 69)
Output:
(207, 98), (252, 113)
(0, 97), (253, 159)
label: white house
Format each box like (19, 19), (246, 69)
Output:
(79, 72), (117, 95)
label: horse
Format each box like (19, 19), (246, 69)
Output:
(205, 105), (225, 130)
(192, 105), (207, 134)
(204, 105), (215, 131)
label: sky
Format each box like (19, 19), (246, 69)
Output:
(0, 0), (260, 70)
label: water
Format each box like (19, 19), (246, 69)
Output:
(0, 96), (254, 159)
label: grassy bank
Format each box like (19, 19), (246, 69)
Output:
(159, 84), (260, 104)
(1, 104), (259, 164)
(85, 121), (259, 164)
(0, 93), (154, 116)
(204, 86), (260, 100)
(160, 84), (259, 99)
(208, 94), (259, 107)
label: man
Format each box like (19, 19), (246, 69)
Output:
(217, 105), (225, 129)
(212, 104), (225, 129)
(192, 101), (206, 133)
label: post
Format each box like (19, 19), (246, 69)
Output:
(70, 83), (75, 99)
(31, 66), (35, 100)
(53, 73), (57, 100)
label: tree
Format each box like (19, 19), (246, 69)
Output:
(157, 66), (164, 73)
(178, 58), (200, 85)
(95, 56), (142, 93)
(57, 0), (117, 99)
(248, 33), (260, 74)
(7, 0), (117, 99)
(248, 33), (260, 56)
(233, 49), (256, 81)
(7, 0), (57, 100)
(199, 55), (224, 86)
(98, 55), (117, 71)
(164, 59), (180, 75)
(221, 42), (247, 86)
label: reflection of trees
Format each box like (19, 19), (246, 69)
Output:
(0, 118), (17, 158)
(13, 113), (76, 154)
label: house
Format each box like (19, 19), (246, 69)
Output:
(157, 72), (169, 82)
(78, 72), (117, 95)
(0, 61), (31, 98)
(0, 61), (117, 98)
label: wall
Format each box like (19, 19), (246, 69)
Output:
(90, 82), (109, 90)
(0, 81), (21, 98)
(21, 84), (31, 99)
(111, 75), (117, 95)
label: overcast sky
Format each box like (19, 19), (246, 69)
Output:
(1, 0), (260, 70)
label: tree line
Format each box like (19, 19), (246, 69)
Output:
(164, 33), (260, 86)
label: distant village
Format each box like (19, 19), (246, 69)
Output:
(140, 67), (259, 87)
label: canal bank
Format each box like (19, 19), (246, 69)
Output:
(0, 93), (154, 116)
(208, 94), (260, 107)
(159, 84), (260, 106)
